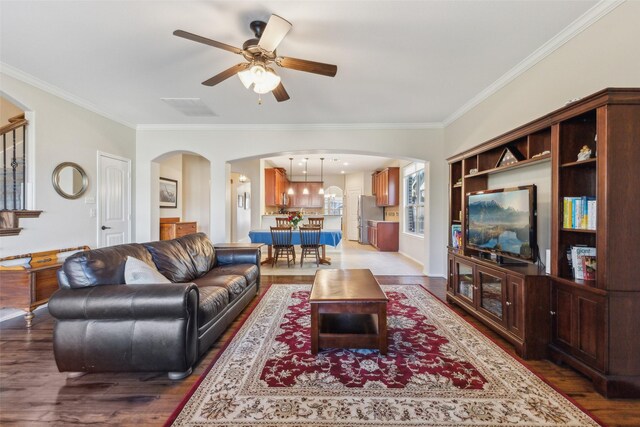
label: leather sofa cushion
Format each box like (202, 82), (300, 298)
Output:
(209, 264), (259, 286)
(176, 233), (217, 277)
(143, 239), (198, 283)
(197, 286), (229, 327)
(63, 244), (154, 288)
(194, 273), (248, 302)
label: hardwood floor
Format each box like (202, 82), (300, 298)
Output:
(1, 275), (638, 426)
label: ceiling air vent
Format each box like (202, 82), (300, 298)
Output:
(161, 98), (217, 117)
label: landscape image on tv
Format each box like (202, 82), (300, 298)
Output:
(467, 188), (533, 259)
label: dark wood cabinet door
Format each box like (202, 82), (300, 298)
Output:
(447, 253), (456, 293)
(506, 275), (525, 339)
(551, 282), (605, 370)
(454, 258), (475, 307)
(476, 265), (506, 325)
(551, 282), (574, 352)
(572, 289), (606, 370)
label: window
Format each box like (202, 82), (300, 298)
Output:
(323, 186), (343, 215)
(404, 163), (425, 234)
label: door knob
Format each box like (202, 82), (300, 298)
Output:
(505, 301), (512, 306)
(101, 225), (112, 230)
(550, 311), (556, 315)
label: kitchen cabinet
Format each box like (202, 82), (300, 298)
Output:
(367, 221), (398, 251)
(265, 168), (289, 206)
(287, 181), (324, 208)
(372, 167), (399, 206)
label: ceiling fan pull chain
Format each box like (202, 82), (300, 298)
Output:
(258, 94), (262, 105)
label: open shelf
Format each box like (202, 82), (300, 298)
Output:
(464, 154), (551, 178)
(561, 158), (597, 168)
(551, 275), (603, 293)
(561, 228), (596, 234)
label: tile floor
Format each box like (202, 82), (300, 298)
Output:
(259, 239), (425, 275)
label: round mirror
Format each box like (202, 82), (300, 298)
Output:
(52, 162), (88, 199)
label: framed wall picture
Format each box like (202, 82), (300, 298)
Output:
(244, 192), (250, 210)
(237, 194), (244, 208)
(159, 177), (178, 208)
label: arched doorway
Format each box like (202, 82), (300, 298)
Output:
(151, 151), (211, 240)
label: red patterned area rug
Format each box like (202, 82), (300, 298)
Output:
(167, 285), (601, 426)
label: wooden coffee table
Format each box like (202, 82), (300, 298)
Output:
(310, 269), (388, 354)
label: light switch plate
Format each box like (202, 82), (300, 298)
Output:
(89, 208), (96, 218)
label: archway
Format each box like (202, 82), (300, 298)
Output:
(135, 127), (447, 276)
(150, 150), (211, 241)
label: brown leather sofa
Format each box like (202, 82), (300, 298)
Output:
(48, 233), (260, 379)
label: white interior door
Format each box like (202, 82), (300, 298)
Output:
(346, 188), (361, 241)
(98, 152), (131, 247)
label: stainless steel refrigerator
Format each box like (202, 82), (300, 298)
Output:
(358, 195), (384, 244)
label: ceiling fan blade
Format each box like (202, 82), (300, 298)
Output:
(202, 63), (249, 86)
(258, 14), (292, 52)
(272, 82), (290, 102)
(278, 56), (337, 77)
(173, 30), (242, 54)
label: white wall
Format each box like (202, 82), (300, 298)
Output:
(229, 157), (261, 230)
(158, 153), (182, 218)
(182, 154), (211, 236)
(136, 127), (447, 276)
(0, 73), (135, 257)
(446, 1), (640, 156)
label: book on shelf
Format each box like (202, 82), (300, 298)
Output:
(563, 196), (596, 230)
(451, 224), (462, 249)
(570, 245), (596, 280)
(582, 255), (596, 280)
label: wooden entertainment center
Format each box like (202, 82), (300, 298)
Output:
(446, 88), (640, 398)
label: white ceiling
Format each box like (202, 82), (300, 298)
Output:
(0, 1), (599, 126)
(264, 153), (398, 176)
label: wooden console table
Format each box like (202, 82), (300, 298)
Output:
(160, 217), (197, 240)
(0, 246), (88, 327)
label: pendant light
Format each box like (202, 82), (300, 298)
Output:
(302, 158), (309, 195)
(287, 157), (294, 195)
(318, 158), (325, 195)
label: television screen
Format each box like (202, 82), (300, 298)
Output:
(466, 186), (536, 261)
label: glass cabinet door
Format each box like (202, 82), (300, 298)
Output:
(477, 266), (506, 322)
(455, 261), (475, 303)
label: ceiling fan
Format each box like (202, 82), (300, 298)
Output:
(173, 14), (337, 102)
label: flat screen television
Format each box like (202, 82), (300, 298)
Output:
(466, 185), (537, 262)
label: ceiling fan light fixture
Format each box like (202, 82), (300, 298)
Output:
(238, 63), (281, 94)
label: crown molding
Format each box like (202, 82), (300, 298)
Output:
(136, 122), (444, 131)
(442, 0), (625, 127)
(0, 62), (136, 129)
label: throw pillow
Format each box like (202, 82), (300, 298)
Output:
(124, 256), (171, 284)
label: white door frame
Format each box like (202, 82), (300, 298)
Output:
(346, 187), (362, 241)
(97, 151), (132, 247)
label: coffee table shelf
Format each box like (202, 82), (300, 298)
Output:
(310, 269), (388, 354)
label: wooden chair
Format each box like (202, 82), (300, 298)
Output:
(275, 217), (290, 227)
(307, 217), (324, 228)
(270, 226), (296, 267)
(299, 225), (322, 267)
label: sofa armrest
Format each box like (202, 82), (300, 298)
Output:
(49, 283), (198, 320)
(215, 247), (261, 267)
